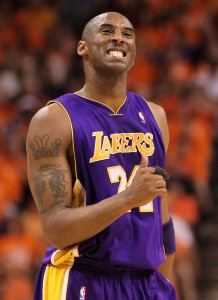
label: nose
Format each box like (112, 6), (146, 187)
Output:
(111, 30), (124, 43)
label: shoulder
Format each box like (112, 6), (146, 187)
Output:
(146, 101), (169, 152)
(129, 91), (169, 151)
(27, 102), (72, 151)
(29, 102), (67, 128)
(146, 101), (167, 121)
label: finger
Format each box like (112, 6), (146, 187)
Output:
(140, 152), (148, 168)
(155, 179), (167, 188)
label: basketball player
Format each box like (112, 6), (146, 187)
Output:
(26, 12), (177, 299)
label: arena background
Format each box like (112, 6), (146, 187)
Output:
(0, 1), (218, 299)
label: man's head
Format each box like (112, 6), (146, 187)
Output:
(77, 12), (136, 75)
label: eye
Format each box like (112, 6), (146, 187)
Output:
(102, 29), (113, 34)
(123, 32), (133, 38)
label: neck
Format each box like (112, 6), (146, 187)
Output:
(76, 69), (128, 111)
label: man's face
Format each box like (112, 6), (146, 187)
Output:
(83, 13), (136, 74)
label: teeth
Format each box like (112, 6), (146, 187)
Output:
(108, 51), (123, 57)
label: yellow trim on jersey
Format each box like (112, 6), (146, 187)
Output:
(72, 179), (86, 208)
(47, 100), (78, 180)
(73, 92), (127, 115)
(43, 265), (70, 300)
(42, 246), (80, 299)
(51, 248), (76, 268)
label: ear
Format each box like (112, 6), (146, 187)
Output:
(77, 40), (88, 57)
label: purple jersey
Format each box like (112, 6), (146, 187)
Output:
(44, 91), (165, 270)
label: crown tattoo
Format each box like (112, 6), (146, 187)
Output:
(29, 135), (61, 160)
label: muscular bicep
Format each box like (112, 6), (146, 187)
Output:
(26, 104), (74, 219)
(27, 149), (72, 215)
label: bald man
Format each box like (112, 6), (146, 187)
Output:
(27, 12), (177, 300)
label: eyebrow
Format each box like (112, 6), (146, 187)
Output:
(99, 23), (134, 33)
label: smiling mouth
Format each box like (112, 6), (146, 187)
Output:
(107, 50), (127, 58)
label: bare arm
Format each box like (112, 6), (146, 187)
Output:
(148, 101), (175, 280)
(157, 197), (175, 280)
(27, 103), (168, 250)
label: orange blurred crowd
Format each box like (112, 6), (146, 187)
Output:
(0, 0), (218, 299)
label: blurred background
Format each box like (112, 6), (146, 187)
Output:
(0, 0), (218, 299)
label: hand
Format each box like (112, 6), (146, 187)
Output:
(125, 153), (167, 209)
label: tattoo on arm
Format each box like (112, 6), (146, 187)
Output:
(29, 135), (62, 160)
(33, 163), (69, 215)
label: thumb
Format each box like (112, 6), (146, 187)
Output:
(140, 152), (148, 168)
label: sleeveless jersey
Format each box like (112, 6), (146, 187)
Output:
(43, 91), (166, 270)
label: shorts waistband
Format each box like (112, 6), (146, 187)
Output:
(73, 257), (153, 277)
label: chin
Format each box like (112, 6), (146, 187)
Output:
(103, 61), (130, 74)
